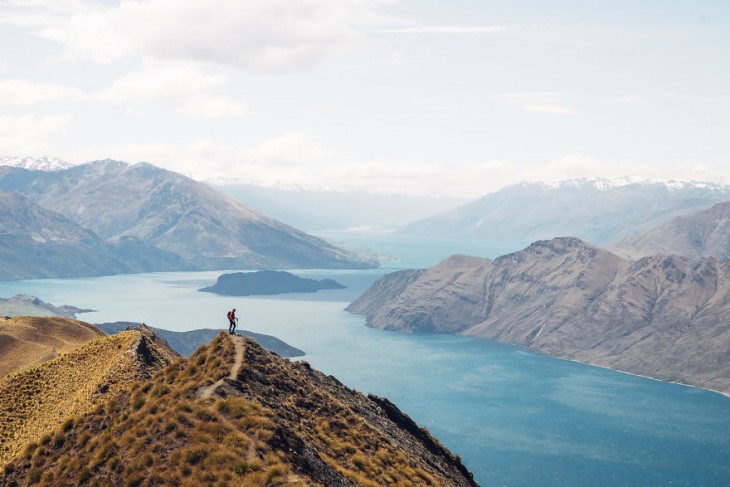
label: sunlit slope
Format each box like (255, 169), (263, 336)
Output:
(1, 334), (476, 486)
(0, 329), (176, 467)
(0, 316), (105, 380)
(349, 237), (730, 395)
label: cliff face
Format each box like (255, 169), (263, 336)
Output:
(613, 200), (730, 259)
(348, 237), (730, 395)
(1, 334), (477, 486)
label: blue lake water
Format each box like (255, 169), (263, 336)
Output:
(2, 232), (729, 486)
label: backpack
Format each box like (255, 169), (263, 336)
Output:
(227, 310), (233, 321)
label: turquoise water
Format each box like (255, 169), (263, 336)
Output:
(2, 232), (730, 486)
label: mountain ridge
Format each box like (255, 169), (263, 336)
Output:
(1, 332), (477, 485)
(347, 237), (730, 395)
(0, 190), (193, 280)
(613, 200), (730, 259)
(0, 324), (177, 466)
(0, 159), (377, 275)
(402, 179), (730, 245)
(0, 156), (73, 172)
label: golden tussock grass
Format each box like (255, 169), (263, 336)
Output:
(3, 331), (467, 486)
(2, 333), (294, 486)
(0, 316), (105, 380)
(0, 329), (173, 467)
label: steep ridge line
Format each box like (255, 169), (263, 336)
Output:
(198, 334), (244, 398)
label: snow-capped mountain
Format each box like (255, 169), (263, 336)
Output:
(0, 156), (74, 172)
(402, 178), (730, 246)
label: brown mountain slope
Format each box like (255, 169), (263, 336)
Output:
(347, 237), (730, 395)
(1, 333), (477, 486)
(0, 161), (376, 270)
(0, 316), (105, 380)
(613, 200), (730, 259)
(0, 328), (177, 467)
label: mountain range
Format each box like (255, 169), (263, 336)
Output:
(402, 178), (730, 246)
(0, 156), (73, 172)
(217, 183), (469, 231)
(613, 201), (730, 259)
(0, 318), (476, 485)
(0, 159), (377, 279)
(347, 237), (730, 395)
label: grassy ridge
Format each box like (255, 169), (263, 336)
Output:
(0, 316), (105, 380)
(0, 330), (174, 467)
(2, 332), (476, 486)
(2, 333), (299, 486)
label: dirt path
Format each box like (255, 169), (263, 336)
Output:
(199, 335), (245, 398)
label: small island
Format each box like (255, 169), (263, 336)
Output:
(199, 270), (346, 296)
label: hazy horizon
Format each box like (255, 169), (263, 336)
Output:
(2, 1), (729, 197)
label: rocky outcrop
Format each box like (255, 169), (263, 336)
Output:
(613, 200), (730, 259)
(348, 237), (730, 395)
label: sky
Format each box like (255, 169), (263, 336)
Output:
(1, 0), (729, 198)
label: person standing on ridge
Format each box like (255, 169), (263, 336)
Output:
(227, 308), (238, 335)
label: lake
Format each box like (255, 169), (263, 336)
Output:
(2, 231), (729, 486)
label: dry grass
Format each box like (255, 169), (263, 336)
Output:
(0, 330), (174, 467)
(1, 333), (294, 486)
(0, 316), (105, 380)
(2, 332), (470, 486)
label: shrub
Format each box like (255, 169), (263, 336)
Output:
(233, 462), (251, 475)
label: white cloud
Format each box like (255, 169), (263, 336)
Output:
(379, 25), (511, 35)
(93, 61), (249, 118)
(241, 132), (335, 167)
(378, 23), (552, 35)
(0, 113), (71, 154)
(0, 79), (84, 105)
(178, 94), (250, 119)
(95, 62), (226, 103)
(500, 92), (577, 115)
(37, 0), (388, 73)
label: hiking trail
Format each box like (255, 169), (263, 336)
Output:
(199, 334), (244, 398)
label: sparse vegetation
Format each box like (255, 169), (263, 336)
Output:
(1, 331), (475, 486)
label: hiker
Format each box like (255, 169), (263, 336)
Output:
(227, 308), (238, 335)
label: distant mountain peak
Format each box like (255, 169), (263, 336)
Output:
(521, 177), (730, 192)
(0, 156), (73, 172)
